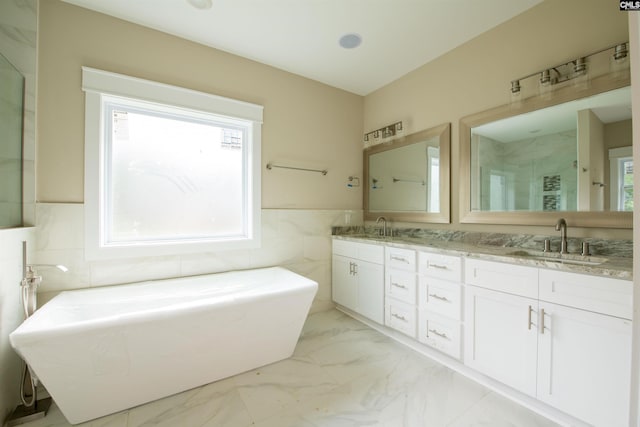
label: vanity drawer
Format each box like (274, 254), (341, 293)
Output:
(333, 239), (384, 264)
(465, 258), (538, 299)
(418, 252), (462, 282)
(386, 269), (417, 305)
(418, 311), (461, 360)
(385, 299), (417, 338)
(385, 247), (416, 272)
(418, 277), (462, 320)
(539, 269), (633, 319)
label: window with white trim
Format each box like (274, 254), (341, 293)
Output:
(82, 68), (262, 259)
(609, 146), (633, 212)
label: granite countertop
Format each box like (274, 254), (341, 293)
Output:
(333, 233), (633, 280)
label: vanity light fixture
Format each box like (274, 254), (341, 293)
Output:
(613, 43), (628, 63)
(364, 121), (403, 143)
(510, 80), (521, 94)
(611, 43), (629, 79)
(509, 42), (628, 98)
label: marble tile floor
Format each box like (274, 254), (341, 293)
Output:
(17, 309), (558, 427)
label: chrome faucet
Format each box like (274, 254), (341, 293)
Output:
(555, 218), (568, 254)
(376, 216), (388, 237)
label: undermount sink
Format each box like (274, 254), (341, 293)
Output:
(506, 250), (607, 266)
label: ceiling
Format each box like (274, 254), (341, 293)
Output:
(61, 0), (542, 95)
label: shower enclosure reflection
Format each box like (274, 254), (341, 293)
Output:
(0, 53), (24, 227)
(470, 86), (632, 213)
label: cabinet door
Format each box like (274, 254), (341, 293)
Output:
(537, 302), (632, 427)
(357, 260), (384, 324)
(464, 285), (538, 397)
(332, 255), (357, 311)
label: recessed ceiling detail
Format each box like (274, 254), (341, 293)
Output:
(339, 33), (362, 49)
(61, 0), (542, 95)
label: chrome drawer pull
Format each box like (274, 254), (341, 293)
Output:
(390, 255), (410, 264)
(428, 328), (449, 340)
(391, 313), (407, 322)
(428, 293), (449, 302)
(429, 263), (448, 270)
(391, 282), (408, 290)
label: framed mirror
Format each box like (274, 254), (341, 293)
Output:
(460, 73), (631, 228)
(364, 123), (450, 223)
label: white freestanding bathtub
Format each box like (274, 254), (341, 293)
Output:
(10, 267), (317, 424)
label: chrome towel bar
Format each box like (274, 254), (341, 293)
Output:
(266, 163), (328, 175)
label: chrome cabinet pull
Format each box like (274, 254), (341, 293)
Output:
(540, 308), (546, 334)
(390, 255), (410, 264)
(429, 263), (448, 270)
(428, 328), (449, 340)
(528, 305), (536, 330)
(428, 293), (449, 302)
(349, 262), (358, 276)
(391, 313), (407, 322)
(391, 282), (407, 290)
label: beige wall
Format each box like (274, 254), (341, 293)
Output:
(364, 0), (631, 239)
(606, 119), (633, 151)
(37, 0), (363, 210)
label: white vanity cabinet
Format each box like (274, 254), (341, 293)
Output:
(384, 247), (418, 337)
(464, 257), (633, 427)
(332, 240), (384, 323)
(417, 251), (463, 359)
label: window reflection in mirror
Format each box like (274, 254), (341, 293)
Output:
(470, 86), (631, 213)
(364, 123), (450, 224)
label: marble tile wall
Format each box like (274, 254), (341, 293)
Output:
(34, 203), (362, 313)
(0, 227), (35, 421)
(477, 131), (577, 211)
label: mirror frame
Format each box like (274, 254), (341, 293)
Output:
(364, 122), (451, 223)
(459, 73), (631, 228)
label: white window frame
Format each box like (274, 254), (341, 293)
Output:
(82, 67), (263, 260)
(609, 146), (633, 211)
